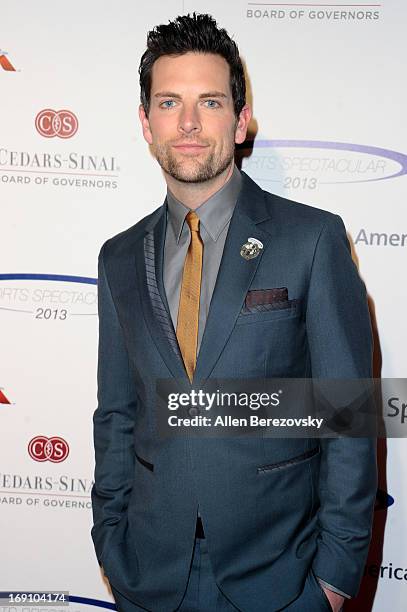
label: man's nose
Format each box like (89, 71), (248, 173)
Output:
(178, 104), (201, 134)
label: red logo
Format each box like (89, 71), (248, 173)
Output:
(0, 388), (11, 404)
(35, 109), (78, 139)
(28, 436), (70, 463)
(0, 50), (16, 71)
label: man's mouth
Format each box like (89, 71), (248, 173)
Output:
(172, 143), (209, 153)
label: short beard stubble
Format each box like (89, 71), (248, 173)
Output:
(152, 137), (236, 184)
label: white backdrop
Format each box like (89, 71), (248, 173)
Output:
(1, 1), (406, 610)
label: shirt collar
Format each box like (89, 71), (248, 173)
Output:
(166, 164), (242, 243)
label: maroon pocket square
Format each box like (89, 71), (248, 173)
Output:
(241, 288), (298, 315)
(245, 287), (289, 308)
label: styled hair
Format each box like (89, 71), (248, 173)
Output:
(139, 13), (246, 117)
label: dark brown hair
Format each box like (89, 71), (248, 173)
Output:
(139, 13), (246, 117)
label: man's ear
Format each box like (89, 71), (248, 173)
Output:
(139, 104), (153, 145)
(234, 104), (252, 145)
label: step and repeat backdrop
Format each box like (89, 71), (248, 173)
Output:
(1, 1), (406, 610)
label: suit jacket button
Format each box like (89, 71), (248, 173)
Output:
(189, 407), (198, 417)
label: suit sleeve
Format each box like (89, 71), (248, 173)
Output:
(305, 214), (377, 598)
(91, 242), (137, 566)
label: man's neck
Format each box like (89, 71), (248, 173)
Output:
(164, 163), (234, 210)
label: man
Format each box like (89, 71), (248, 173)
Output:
(91, 13), (377, 612)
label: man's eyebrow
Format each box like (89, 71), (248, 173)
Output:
(198, 91), (228, 99)
(154, 92), (181, 98)
(153, 91), (228, 99)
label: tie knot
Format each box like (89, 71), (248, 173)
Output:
(186, 210), (200, 233)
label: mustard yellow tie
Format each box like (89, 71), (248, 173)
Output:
(176, 211), (203, 382)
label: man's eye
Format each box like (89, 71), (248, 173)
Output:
(161, 100), (176, 109)
(204, 100), (220, 108)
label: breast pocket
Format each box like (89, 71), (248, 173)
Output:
(235, 299), (301, 325)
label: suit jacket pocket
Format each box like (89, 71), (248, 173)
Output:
(257, 446), (320, 473)
(236, 299), (301, 325)
(135, 452), (154, 472)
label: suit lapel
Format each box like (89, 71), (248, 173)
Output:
(193, 172), (272, 383)
(135, 204), (188, 381)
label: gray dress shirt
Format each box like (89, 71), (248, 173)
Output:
(163, 164), (242, 353)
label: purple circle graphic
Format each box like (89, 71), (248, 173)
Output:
(240, 140), (407, 184)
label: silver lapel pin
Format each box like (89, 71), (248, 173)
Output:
(240, 237), (264, 260)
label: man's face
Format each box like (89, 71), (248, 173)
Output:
(139, 52), (250, 184)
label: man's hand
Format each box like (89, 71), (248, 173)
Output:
(321, 585), (345, 612)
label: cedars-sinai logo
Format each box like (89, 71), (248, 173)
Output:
(35, 109), (78, 139)
(28, 436), (70, 463)
(239, 140), (407, 190)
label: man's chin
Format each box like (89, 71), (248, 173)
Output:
(162, 159), (234, 185)
(168, 172), (211, 184)
(162, 163), (215, 184)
